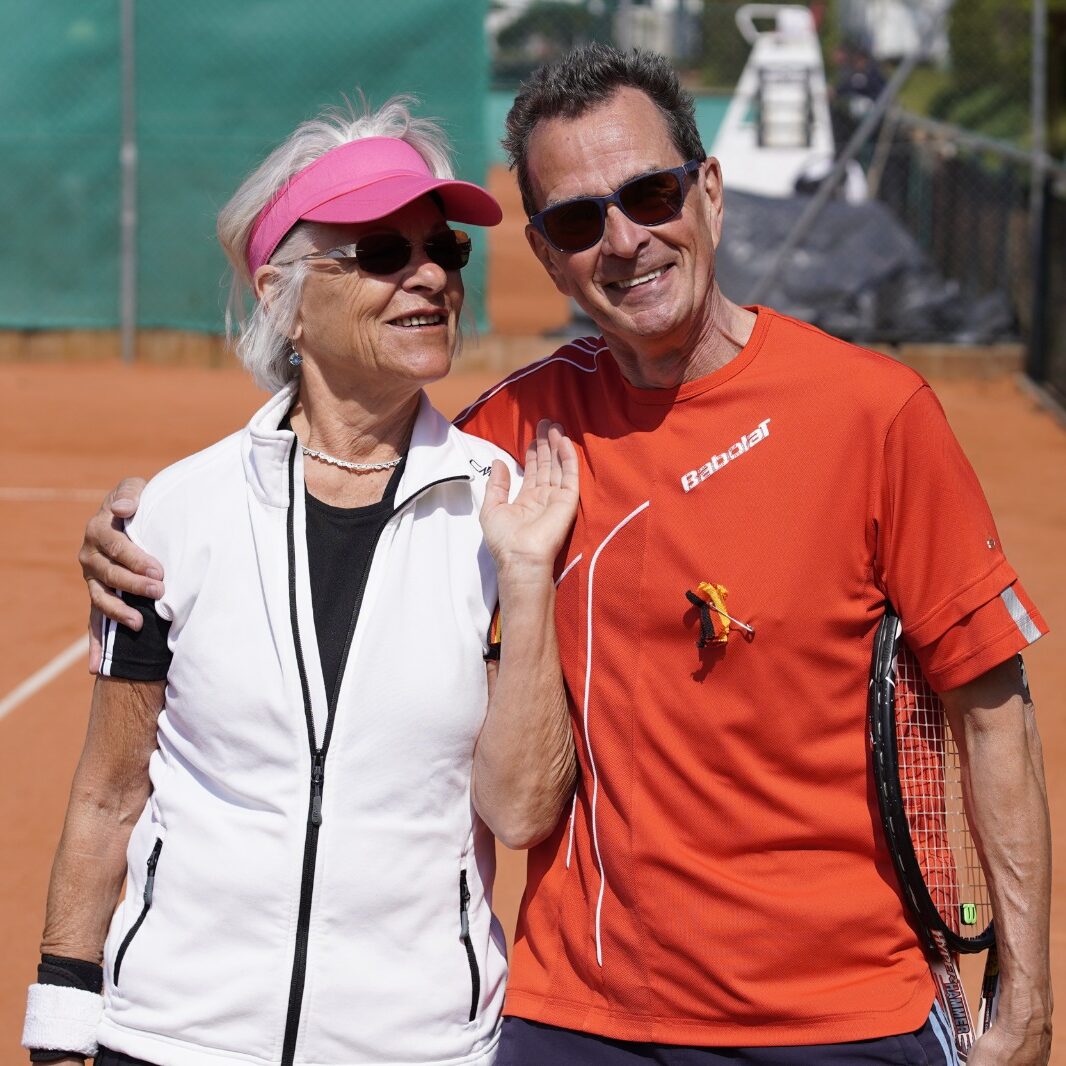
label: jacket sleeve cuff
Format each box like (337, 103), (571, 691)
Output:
(22, 984), (101, 1056)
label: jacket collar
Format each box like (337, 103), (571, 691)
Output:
(242, 383), (475, 509)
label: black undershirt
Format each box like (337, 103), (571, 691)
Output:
(304, 459), (404, 704)
(107, 592), (173, 681)
(108, 440), (405, 709)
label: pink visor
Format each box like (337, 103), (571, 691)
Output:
(246, 136), (503, 274)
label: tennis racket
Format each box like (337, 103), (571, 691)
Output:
(869, 603), (999, 1061)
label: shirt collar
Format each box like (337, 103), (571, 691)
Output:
(242, 383), (475, 508)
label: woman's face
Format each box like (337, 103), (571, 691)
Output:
(290, 196), (465, 396)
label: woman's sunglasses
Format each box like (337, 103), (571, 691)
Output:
(282, 229), (472, 275)
(529, 160), (703, 253)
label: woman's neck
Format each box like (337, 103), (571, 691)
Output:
(289, 375), (419, 509)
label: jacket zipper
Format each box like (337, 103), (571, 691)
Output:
(279, 443), (469, 1064)
(113, 837), (163, 985)
(459, 869), (480, 1022)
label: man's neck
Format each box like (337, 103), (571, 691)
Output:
(606, 293), (757, 391)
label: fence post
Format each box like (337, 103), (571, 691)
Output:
(1027, 0), (1048, 381)
(120, 0), (137, 365)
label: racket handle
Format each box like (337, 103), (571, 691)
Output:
(929, 952), (976, 1060)
(977, 947), (1001, 1034)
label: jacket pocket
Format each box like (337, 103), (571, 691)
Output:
(458, 869), (480, 1023)
(114, 836), (163, 985)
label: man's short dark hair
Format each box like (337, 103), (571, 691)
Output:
(503, 43), (706, 218)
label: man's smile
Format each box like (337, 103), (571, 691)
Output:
(606, 264), (671, 292)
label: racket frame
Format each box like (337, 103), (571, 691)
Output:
(869, 605), (1000, 1057)
(869, 609), (995, 955)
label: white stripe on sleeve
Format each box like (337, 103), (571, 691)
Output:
(1000, 586), (1041, 643)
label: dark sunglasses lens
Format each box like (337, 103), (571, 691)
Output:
(543, 199), (605, 252)
(354, 234), (412, 275)
(426, 230), (471, 271)
(620, 171), (684, 226)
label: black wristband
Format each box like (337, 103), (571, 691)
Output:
(29, 1051), (84, 1063)
(37, 954), (103, 994)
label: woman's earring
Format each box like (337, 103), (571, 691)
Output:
(288, 345), (303, 368)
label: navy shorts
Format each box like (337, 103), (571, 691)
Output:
(496, 1003), (959, 1065)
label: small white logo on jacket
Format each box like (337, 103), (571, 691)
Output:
(681, 418), (771, 492)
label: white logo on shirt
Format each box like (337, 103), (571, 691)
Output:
(680, 418), (771, 493)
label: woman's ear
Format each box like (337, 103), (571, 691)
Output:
(254, 265), (302, 342)
(252, 264), (279, 304)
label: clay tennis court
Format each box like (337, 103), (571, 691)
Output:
(2, 167), (1064, 1060)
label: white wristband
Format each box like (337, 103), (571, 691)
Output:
(22, 983), (102, 1056)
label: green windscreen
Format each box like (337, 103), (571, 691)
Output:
(1, 0), (490, 332)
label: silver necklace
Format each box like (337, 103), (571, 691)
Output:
(301, 444), (403, 472)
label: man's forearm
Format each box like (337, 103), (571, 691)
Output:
(944, 663), (1052, 1061)
(965, 718), (1050, 993)
(473, 565), (576, 850)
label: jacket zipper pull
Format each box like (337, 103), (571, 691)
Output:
(459, 869), (471, 940)
(311, 752), (325, 827)
(143, 838), (163, 906)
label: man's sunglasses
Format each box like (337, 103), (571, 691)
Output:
(529, 160), (703, 253)
(282, 229), (471, 275)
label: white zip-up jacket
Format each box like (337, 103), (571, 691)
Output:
(97, 384), (515, 1066)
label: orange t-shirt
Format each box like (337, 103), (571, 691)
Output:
(457, 307), (1046, 1046)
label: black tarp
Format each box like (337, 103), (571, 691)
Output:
(715, 190), (1016, 343)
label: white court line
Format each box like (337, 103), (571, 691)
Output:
(0, 637), (87, 723)
(0, 487), (109, 502)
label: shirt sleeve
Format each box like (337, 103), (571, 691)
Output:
(454, 385), (526, 462)
(99, 592), (173, 682)
(483, 602), (502, 662)
(874, 385), (1047, 690)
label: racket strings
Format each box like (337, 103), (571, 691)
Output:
(894, 647), (992, 937)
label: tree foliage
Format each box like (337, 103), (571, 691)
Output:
(497, 1), (605, 52)
(930, 0), (1065, 143)
(494, 1), (614, 85)
(700, 3), (750, 89)
(701, 0), (840, 90)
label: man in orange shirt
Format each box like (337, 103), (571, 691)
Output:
(82, 45), (1050, 1066)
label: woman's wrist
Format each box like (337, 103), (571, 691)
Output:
(493, 555), (557, 587)
(22, 956), (102, 1062)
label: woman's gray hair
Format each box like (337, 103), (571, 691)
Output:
(217, 95), (457, 392)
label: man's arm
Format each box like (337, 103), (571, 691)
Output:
(78, 479), (161, 670)
(474, 421), (579, 849)
(941, 657), (1052, 1066)
(26, 676), (163, 1063)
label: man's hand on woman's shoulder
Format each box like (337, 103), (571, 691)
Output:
(80, 477), (163, 672)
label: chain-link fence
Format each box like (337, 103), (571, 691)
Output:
(6, 1), (1065, 402)
(1, 0), (491, 344)
(489, 1), (1065, 403)
(846, 0), (1066, 405)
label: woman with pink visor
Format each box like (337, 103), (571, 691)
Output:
(23, 98), (577, 1066)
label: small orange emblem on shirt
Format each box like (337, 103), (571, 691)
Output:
(685, 582), (755, 648)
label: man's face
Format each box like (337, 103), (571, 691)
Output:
(524, 86), (724, 368)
